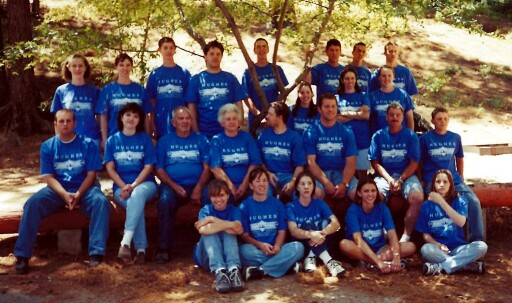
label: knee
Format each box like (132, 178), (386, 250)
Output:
(289, 241), (305, 257)
(408, 191), (424, 206)
(474, 241), (488, 254)
(420, 243), (437, 255)
(339, 239), (352, 251)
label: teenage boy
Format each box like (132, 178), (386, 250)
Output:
(306, 39), (344, 102)
(345, 42), (372, 93)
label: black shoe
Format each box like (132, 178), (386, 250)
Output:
(213, 269), (231, 293)
(88, 255), (103, 268)
(243, 266), (265, 281)
(155, 251), (169, 264)
(15, 257), (29, 275)
(229, 267), (244, 292)
(134, 251), (145, 265)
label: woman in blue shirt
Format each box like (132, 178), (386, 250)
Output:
(288, 82), (319, 136)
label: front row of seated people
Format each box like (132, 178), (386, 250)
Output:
(14, 103), (487, 292)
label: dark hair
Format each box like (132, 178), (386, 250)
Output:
(54, 109), (76, 122)
(293, 82), (317, 118)
(248, 167), (269, 184)
(317, 93), (337, 108)
(254, 38), (268, 47)
(386, 101), (404, 114)
(377, 65), (395, 77)
(294, 171), (316, 198)
(337, 66), (362, 95)
(355, 177), (382, 205)
(158, 37), (176, 49)
(204, 40), (224, 56)
(430, 169), (458, 203)
(117, 102), (145, 133)
(62, 54), (91, 81)
(431, 107), (448, 120)
(115, 53), (133, 66)
(270, 101), (289, 124)
(352, 42), (366, 52)
(208, 179), (230, 197)
(325, 39), (341, 51)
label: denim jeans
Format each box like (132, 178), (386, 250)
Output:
(421, 241), (487, 274)
(194, 232), (241, 272)
(14, 186), (110, 258)
(115, 181), (157, 251)
(239, 241), (304, 278)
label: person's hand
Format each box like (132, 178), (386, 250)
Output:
(308, 230), (326, 246)
(324, 182), (336, 196)
(63, 192), (79, 211)
(120, 184), (134, 200)
(258, 242), (274, 255)
(333, 183), (348, 199)
(190, 185), (202, 205)
(268, 244), (281, 256)
(172, 184), (187, 198)
(281, 180), (295, 196)
(235, 183), (249, 200)
(390, 257), (401, 273)
(429, 192), (445, 205)
(389, 179), (402, 193)
(268, 173), (278, 188)
(438, 243), (451, 254)
(376, 260), (391, 274)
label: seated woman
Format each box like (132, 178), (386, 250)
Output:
(286, 171), (346, 277)
(210, 104), (262, 204)
(340, 177), (415, 274)
(239, 168), (304, 280)
(417, 169), (487, 275)
(104, 103), (158, 264)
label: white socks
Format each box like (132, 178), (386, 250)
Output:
(399, 234), (410, 243)
(121, 230), (134, 247)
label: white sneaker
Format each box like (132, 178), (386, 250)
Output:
(303, 257), (317, 272)
(326, 259), (346, 277)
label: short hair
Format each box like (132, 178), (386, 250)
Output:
(62, 54), (91, 81)
(292, 81), (317, 118)
(115, 53), (133, 66)
(431, 107), (449, 120)
(352, 42), (366, 52)
(217, 103), (241, 124)
(172, 106), (192, 120)
(54, 109), (75, 122)
(204, 40), (224, 56)
(117, 102), (145, 133)
(377, 65), (395, 77)
(430, 169), (458, 203)
(248, 167), (269, 184)
(337, 66), (362, 95)
(317, 93), (337, 108)
(355, 177), (382, 205)
(293, 171), (316, 198)
(254, 38), (268, 47)
(158, 37), (175, 49)
(270, 102), (289, 124)
(325, 39), (341, 50)
(208, 179), (230, 197)
(386, 101), (404, 114)
(384, 41), (398, 52)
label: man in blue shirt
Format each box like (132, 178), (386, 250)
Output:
(14, 109), (110, 274)
(345, 42), (372, 93)
(155, 106), (211, 263)
(369, 102), (424, 243)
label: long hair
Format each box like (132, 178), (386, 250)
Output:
(355, 177), (382, 206)
(430, 169), (458, 203)
(337, 66), (361, 95)
(117, 102), (145, 133)
(293, 171), (316, 198)
(62, 54), (91, 81)
(292, 82), (317, 118)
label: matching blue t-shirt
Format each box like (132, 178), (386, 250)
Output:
(311, 63), (345, 101)
(258, 128), (306, 174)
(369, 87), (415, 133)
(198, 203), (242, 222)
(369, 64), (419, 96)
(239, 196), (287, 245)
(287, 105), (320, 136)
(345, 64), (372, 93)
(336, 92), (371, 150)
(286, 198), (334, 231)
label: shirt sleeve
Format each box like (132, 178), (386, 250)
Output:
(278, 66), (289, 86)
(344, 127), (358, 157)
(285, 203), (297, 222)
(145, 71), (158, 100)
(96, 85), (109, 115)
(381, 204), (396, 232)
(50, 87), (62, 113)
(368, 132), (380, 161)
(277, 201), (288, 231)
(345, 205), (361, 236)
(40, 140), (55, 176)
(415, 203), (430, 234)
(198, 205), (211, 220)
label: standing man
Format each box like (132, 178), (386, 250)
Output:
(306, 39), (345, 102)
(345, 42), (372, 93)
(186, 40), (247, 138)
(369, 102), (424, 243)
(303, 93), (358, 200)
(419, 107), (484, 242)
(14, 109), (110, 274)
(242, 38), (289, 127)
(154, 106), (211, 263)
(258, 102), (306, 199)
(146, 37), (191, 138)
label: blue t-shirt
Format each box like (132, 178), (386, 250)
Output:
(257, 128), (306, 174)
(369, 87), (414, 133)
(145, 65), (191, 137)
(286, 198), (333, 231)
(210, 131), (262, 187)
(311, 63), (344, 101)
(303, 120), (358, 171)
(420, 130), (464, 185)
(345, 202), (395, 252)
(368, 127), (420, 176)
(40, 135), (102, 192)
(239, 196), (287, 245)
(346, 64), (372, 93)
(155, 131), (210, 186)
(336, 92), (371, 150)
(242, 63), (288, 112)
(198, 203), (242, 222)
(104, 132), (157, 192)
(416, 196), (468, 250)
(287, 105), (320, 136)
(51, 83), (101, 140)
(96, 82), (153, 136)
(185, 70), (247, 137)
(369, 65), (419, 96)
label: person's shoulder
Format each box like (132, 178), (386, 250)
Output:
(396, 64), (412, 73)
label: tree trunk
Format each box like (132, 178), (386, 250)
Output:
(0, 6), (8, 109)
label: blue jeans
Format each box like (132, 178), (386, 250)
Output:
(115, 181), (157, 251)
(421, 241), (487, 274)
(14, 186), (110, 258)
(239, 241), (304, 278)
(157, 183), (208, 251)
(194, 232), (241, 272)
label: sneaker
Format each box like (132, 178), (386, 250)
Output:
(117, 245), (131, 259)
(229, 267), (244, 292)
(243, 266), (265, 281)
(286, 261), (302, 275)
(423, 262), (443, 275)
(15, 257), (29, 275)
(155, 251), (169, 264)
(462, 261), (485, 274)
(134, 251), (145, 265)
(303, 257), (317, 273)
(213, 269), (231, 293)
(326, 259), (346, 277)
(88, 255), (103, 268)
(358, 260), (378, 271)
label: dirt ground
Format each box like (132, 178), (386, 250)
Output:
(1, 11), (512, 303)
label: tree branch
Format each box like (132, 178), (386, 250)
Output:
(272, 0), (289, 99)
(173, 0), (206, 50)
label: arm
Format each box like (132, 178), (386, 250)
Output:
(187, 103), (199, 132)
(307, 155), (335, 195)
(353, 232), (390, 272)
(456, 157), (464, 180)
(385, 229), (402, 272)
(44, 171), (95, 210)
(243, 98), (259, 116)
(423, 233), (451, 254)
(236, 164), (257, 200)
(428, 192), (467, 227)
(195, 217), (243, 235)
(281, 166), (305, 195)
(405, 110), (414, 131)
(240, 232), (274, 255)
(337, 105), (370, 123)
(270, 230), (286, 255)
(211, 167), (237, 196)
(145, 113), (153, 137)
(235, 100), (244, 127)
(287, 220), (326, 244)
(190, 162), (211, 204)
(334, 156), (356, 198)
(155, 168), (186, 198)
